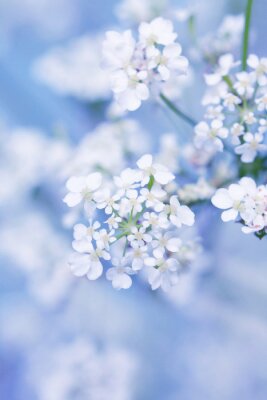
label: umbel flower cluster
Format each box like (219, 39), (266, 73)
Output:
(102, 17), (188, 111)
(212, 177), (267, 236)
(194, 54), (267, 163)
(64, 155), (196, 290)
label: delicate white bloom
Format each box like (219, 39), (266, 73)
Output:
(145, 253), (180, 291)
(205, 54), (235, 86)
(234, 71), (254, 98)
(211, 184), (246, 222)
(247, 55), (267, 85)
(63, 172), (102, 207)
(151, 232), (181, 258)
(166, 196), (195, 227)
(114, 168), (141, 194)
(223, 92), (241, 111)
(139, 17), (177, 46)
(194, 120), (228, 152)
(106, 257), (133, 289)
(94, 229), (116, 250)
(128, 242), (148, 271)
(139, 186), (165, 211)
(256, 94), (267, 111)
(128, 226), (152, 246)
(230, 123), (244, 145)
(69, 248), (107, 280)
(235, 132), (267, 163)
(212, 177), (267, 235)
(137, 154), (175, 186)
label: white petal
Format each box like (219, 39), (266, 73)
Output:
(137, 154), (153, 169)
(221, 208), (238, 222)
(63, 192), (82, 207)
(87, 261), (103, 280)
(211, 188), (232, 209)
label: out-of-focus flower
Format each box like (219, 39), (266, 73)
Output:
(34, 34), (111, 101)
(27, 339), (138, 400)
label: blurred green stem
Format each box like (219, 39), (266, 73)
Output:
(160, 93), (197, 127)
(242, 0), (254, 70)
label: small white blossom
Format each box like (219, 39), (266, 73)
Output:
(63, 172), (102, 207)
(235, 132), (267, 163)
(106, 257), (134, 289)
(165, 196), (195, 228)
(137, 154), (174, 186)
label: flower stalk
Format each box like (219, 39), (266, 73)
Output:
(160, 93), (197, 127)
(242, 0), (254, 70)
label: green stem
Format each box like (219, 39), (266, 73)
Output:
(242, 0), (254, 70)
(160, 93), (197, 127)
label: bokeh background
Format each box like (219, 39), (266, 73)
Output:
(0, 0), (267, 399)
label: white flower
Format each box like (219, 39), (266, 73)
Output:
(234, 71), (254, 98)
(230, 123), (244, 145)
(94, 188), (121, 214)
(105, 214), (122, 230)
(256, 94), (267, 112)
(137, 154), (174, 186)
(139, 17), (177, 47)
(247, 54), (267, 85)
(151, 232), (181, 258)
(72, 221), (100, 252)
(235, 132), (267, 163)
(123, 189), (143, 214)
(145, 253), (179, 291)
(63, 172), (102, 207)
(211, 184), (246, 221)
(143, 211), (169, 229)
(194, 120), (228, 152)
(114, 70), (150, 111)
(69, 245), (109, 280)
(166, 196), (195, 227)
(223, 92), (241, 111)
(102, 30), (136, 70)
(94, 229), (116, 250)
(73, 222), (100, 241)
(139, 185), (165, 210)
(205, 53), (235, 86)
(156, 43), (188, 80)
(212, 177), (267, 235)
(106, 257), (133, 289)
(129, 242), (148, 271)
(128, 226), (152, 246)
(114, 168), (141, 194)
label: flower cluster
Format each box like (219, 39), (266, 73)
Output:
(193, 54), (267, 164)
(199, 14), (244, 64)
(115, 0), (168, 24)
(64, 154), (197, 291)
(102, 17), (189, 111)
(34, 34), (111, 101)
(212, 177), (267, 236)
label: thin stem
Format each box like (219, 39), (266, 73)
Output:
(242, 0), (254, 70)
(160, 93), (197, 127)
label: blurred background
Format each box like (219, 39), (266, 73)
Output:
(0, 0), (267, 399)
